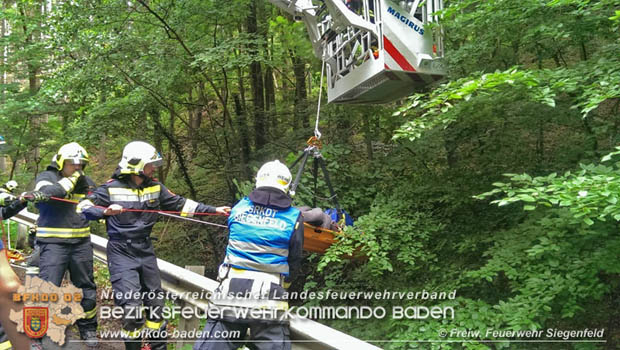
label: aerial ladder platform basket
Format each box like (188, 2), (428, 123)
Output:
(270, 0), (445, 104)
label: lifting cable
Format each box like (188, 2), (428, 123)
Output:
(288, 58), (345, 223)
(40, 196), (228, 229)
(314, 59), (326, 140)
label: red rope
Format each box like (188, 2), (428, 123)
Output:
(49, 196), (229, 217)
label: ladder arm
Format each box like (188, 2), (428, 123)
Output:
(269, 0), (315, 17)
(323, 0), (376, 34)
(268, 0), (377, 60)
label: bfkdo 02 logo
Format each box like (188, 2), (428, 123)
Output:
(24, 307), (48, 338)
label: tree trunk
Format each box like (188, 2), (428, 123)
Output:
(233, 94), (251, 180)
(151, 107), (166, 183)
(265, 64), (276, 122)
(292, 53), (309, 129)
(362, 118), (374, 161)
(264, 33), (276, 123)
(188, 83), (207, 158)
(1, 1), (6, 104)
(152, 113), (197, 198)
(247, 0), (266, 150)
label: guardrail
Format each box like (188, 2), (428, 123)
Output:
(9, 209), (382, 350)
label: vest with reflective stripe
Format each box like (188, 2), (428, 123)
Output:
(104, 183), (161, 240)
(35, 169), (93, 243)
(224, 197), (300, 276)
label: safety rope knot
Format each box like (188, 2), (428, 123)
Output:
(306, 136), (322, 149)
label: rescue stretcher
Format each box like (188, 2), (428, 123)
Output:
(303, 222), (339, 253)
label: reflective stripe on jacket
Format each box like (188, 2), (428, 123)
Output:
(35, 166), (94, 244)
(80, 174), (215, 240)
(224, 197), (301, 276)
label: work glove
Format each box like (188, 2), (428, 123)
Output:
(28, 226), (37, 248)
(22, 191), (50, 203)
(215, 206), (231, 215)
(0, 191), (16, 206)
(70, 169), (85, 183)
(58, 169), (85, 193)
(104, 204), (124, 216)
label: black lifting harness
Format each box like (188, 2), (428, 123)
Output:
(288, 136), (344, 223)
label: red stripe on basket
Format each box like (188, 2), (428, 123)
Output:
(383, 36), (415, 72)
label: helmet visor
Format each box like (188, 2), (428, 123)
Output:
(146, 158), (163, 168)
(67, 158), (88, 165)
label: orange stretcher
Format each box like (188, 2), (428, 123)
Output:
(302, 223), (364, 260)
(303, 223), (339, 254)
(6, 249), (24, 262)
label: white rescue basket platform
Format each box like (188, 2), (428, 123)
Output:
(270, 0), (445, 104)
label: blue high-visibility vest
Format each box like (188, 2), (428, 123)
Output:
(224, 197), (300, 275)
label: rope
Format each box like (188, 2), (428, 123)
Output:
(314, 58), (326, 140)
(42, 196), (229, 228)
(49, 196), (225, 216)
(158, 211), (228, 228)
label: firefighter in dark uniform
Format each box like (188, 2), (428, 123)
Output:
(194, 160), (304, 350)
(78, 141), (230, 350)
(0, 190), (47, 350)
(34, 142), (98, 347)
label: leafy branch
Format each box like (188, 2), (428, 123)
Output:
(476, 147), (620, 225)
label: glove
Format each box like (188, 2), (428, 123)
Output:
(22, 191), (49, 203)
(104, 204), (124, 216)
(58, 170), (84, 193)
(28, 226), (37, 248)
(70, 169), (85, 183)
(0, 191), (16, 206)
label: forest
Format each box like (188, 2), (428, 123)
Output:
(0, 0), (619, 349)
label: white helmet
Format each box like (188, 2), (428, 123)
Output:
(118, 141), (163, 175)
(53, 142), (89, 170)
(256, 160), (292, 193)
(4, 180), (18, 192)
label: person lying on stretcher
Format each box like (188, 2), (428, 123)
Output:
(298, 206), (341, 231)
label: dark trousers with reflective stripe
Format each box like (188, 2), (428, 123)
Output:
(39, 241), (98, 331)
(107, 240), (166, 350)
(0, 324), (10, 350)
(193, 319), (291, 350)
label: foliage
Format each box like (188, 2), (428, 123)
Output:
(308, 0), (620, 348)
(477, 147), (620, 225)
(1, 0), (619, 349)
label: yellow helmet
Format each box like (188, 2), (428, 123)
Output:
(53, 142), (89, 171)
(256, 160), (292, 193)
(118, 141), (163, 175)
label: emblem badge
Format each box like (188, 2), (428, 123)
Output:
(24, 307), (48, 338)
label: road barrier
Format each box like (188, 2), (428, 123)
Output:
(9, 209), (382, 350)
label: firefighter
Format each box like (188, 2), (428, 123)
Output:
(78, 141), (230, 350)
(193, 160), (304, 350)
(33, 142), (98, 347)
(0, 191), (47, 350)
